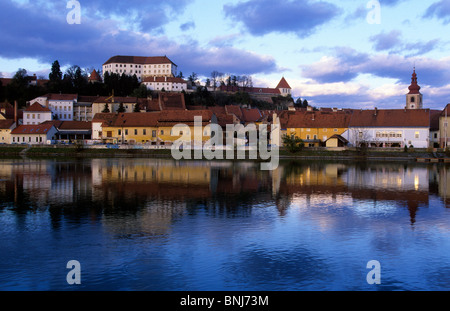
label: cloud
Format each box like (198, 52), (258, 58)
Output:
(0, 0), (278, 78)
(369, 30), (440, 57)
(424, 0), (450, 23)
(180, 21), (195, 32)
(370, 30), (403, 51)
(223, 0), (340, 38)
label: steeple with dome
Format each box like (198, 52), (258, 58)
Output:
(406, 68), (423, 109)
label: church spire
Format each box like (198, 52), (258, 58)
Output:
(408, 68), (421, 95)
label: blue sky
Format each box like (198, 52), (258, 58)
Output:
(1, 0), (450, 109)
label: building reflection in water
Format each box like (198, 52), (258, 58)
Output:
(0, 159), (449, 233)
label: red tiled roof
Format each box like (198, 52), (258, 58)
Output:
(0, 119), (15, 129)
(11, 123), (55, 135)
(58, 121), (92, 130)
(89, 69), (101, 82)
(276, 77), (291, 89)
(25, 102), (51, 112)
(219, 85), (281, 95)
(157, 110), (213, 126)
(286, 111), (352, 129)
(113, 113), (160, 127)
(104, 55), (176, 66)
(349, 109), (430, 128)
(241, 108), (262, 123)
(92, 113), (119, 127)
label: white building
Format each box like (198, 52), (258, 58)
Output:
(23, 102), (52, 125)
(342, 109), (431, 148)
(30, 94), (78, 121)
(11, 123), (58, 145)
(142, 76), (187, 92)
(102, 55), (178, 82)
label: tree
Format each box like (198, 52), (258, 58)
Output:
(177, 71), (184, 79)
(188, 72), (198, 86)
(211, 71), (223, 91)
(282, 134), (305, 153)
(102, 103), (110, 113)
(133, 103), (141, 112)
(49, 60), (63, 82)
(117, 103), (126, 113)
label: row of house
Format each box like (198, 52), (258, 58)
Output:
(0, 104), (448, 149)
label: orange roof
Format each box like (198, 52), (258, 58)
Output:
(349, 109), (430, 128)
(113, 113), (160, 127)
(89, 69), (101, 82)
(276, 77), (291, 89)
(157, 110), (213, 126)
(25, 102), (51, 112)
(286, 111), (352, 129)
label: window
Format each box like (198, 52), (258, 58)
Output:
(411, 97), (415, 103)
(143, 129), (146, 135)
(415, 132), (420, 139)
(306, 135), (310, 140)
(160, 130), (164, 135)
(152, 130), (156, 137)
(118, 129), (121, 135)
(134, 129), (138, 135)
(125, 129), (128, 135)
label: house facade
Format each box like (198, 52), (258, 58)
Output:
(0, 120), (16, 144)
(11, 123), (58, 145)
(343, 109), (431, 148)
(31, 93), (78, 121)
(285, 110), (352, 147)
(142, 76), (187, 92)
(23, 102), (52, 125)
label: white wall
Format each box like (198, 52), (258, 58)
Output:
(344, 127), (430, 148)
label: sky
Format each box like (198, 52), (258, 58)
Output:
(0, 0), (450, 110)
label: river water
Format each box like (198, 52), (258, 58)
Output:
(0, 158), (449, 291)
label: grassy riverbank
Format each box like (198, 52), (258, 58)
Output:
(0, 145), (447, 162)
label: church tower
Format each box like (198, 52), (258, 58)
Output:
(406, 68), (423, 109)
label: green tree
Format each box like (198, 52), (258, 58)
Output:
(49, 60), (63, 83)
(102, 103), (110, 113)
(116, 103), (126, 113)
(133, 103), (141, 112)
(282, 134), (304, 153)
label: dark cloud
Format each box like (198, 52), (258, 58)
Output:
(424, 0), (450, 23)
(301, 47), (450, 87)
(0, 0), (278, 77)
(223, 0), (340, 38)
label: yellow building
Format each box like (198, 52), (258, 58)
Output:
(0, 120), (16, 144)
(156, 110), (216, 145)
(285, 111), (352, 147)
(101, 112), (159, 144)
(95, 110), (217, 146)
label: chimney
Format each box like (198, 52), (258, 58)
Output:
(374, 107), (378, 116)
(14, 101), (18, 125)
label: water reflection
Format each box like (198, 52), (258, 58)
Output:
(0, 158), (450, 290)
(1, 159), (450, 229)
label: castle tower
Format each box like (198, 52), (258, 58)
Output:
(406, 69), (423, 109)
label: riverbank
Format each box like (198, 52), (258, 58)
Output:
(0, 145), (448, 162)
